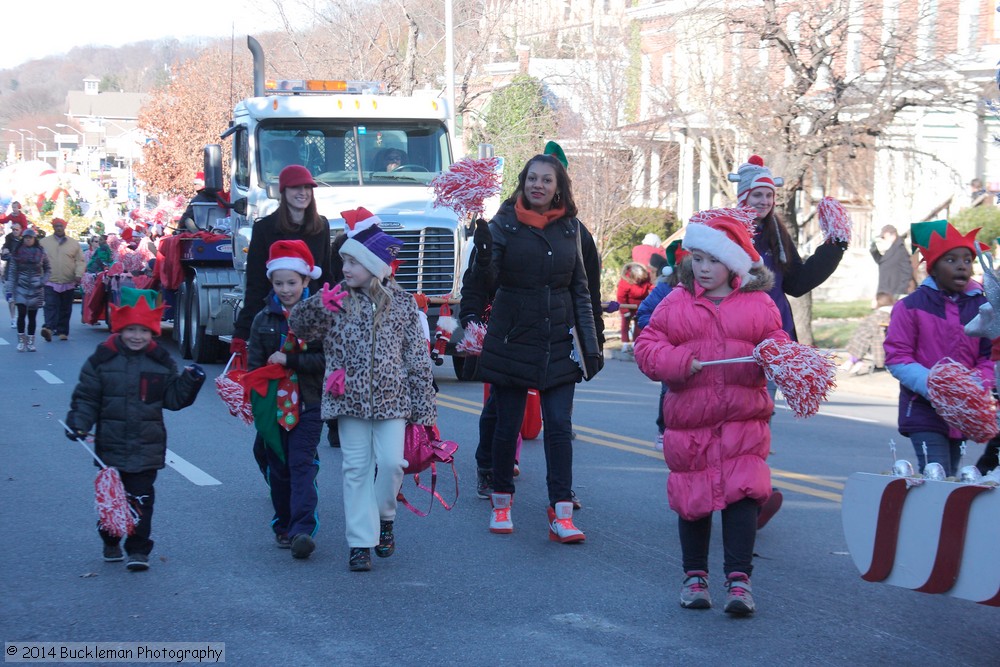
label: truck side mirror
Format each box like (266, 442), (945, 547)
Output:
(266, 183), (280, 200)
(231, 198), (248, 216)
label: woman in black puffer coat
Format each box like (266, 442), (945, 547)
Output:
(463, 153), (601, 542)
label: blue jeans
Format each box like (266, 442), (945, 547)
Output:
(491, 382), (575, 506)
(267, 405), (322, 538)
(909, 430), (963, 477)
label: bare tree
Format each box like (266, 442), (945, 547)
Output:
(649, 0), (980, 342)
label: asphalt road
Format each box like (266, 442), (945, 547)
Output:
(2, 306), (997, 666)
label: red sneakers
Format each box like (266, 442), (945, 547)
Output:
(548, 501), (585, 543)
(490, 493), (513, 533)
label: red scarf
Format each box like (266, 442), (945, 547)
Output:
(515, 198), (567, 229)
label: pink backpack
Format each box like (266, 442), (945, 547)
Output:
(399, 424), (459, 516)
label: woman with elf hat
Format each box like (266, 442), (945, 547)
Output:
(460, 152), (602, 542)
(884, 223), (993, 476)
(634, 207), (789, 615)
(728, 155), (847, 527)
(290, 207), (436, 572)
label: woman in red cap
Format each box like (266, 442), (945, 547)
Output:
(233, 165), (336, 472)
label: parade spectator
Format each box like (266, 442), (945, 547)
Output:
(289, 207), (436, 572)
(460, 154), (602, 541)
(0, 201), (28, 228)
(870, 224), (914, 299)
(616, 262), (652, 353)
(631, 232), (667, 272)
(634, 208), (789, 616)
(884, 223), (994, 476)
(247, 240), (326, 559)
(39, 218), (85, 341)
(232, 164), (338, 453)
(65, 287), (205, 571)
(969, 178), (993, 208)
(2, 220), (24, 328)
(5, 228), (49, 351)
(730, 154), (845, 528)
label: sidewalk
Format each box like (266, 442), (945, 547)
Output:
(609, 349), (899, 401)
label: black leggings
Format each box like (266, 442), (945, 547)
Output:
(678, 497), (758, 576)
(16, 304), (38, 335)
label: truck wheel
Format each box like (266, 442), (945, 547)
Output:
(175, 280), (192, 359)
(189, 276), (220, 364)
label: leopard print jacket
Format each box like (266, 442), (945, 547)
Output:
(289, 280), (437, 426)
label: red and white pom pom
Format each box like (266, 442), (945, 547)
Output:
(215, 375), (254, 425)
(431, 156), (502, 219)
(817, 197), (852, 244)
(95, 467), (137, 537)
(689, 206), (758, 236)
(927, 359), (999, 443)
(753, 339), (836, 418)
(456, 321), (487, 355)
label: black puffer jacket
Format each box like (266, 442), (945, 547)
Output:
(465, 202), (599, 389)
(248, 291), (326, 407)
(66, 336), (205, 472)
(234, 211), (334, 340)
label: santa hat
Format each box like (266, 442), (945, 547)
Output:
(111, 287), (165, 336)
(194, 171), (205, 187)
(339, 207), (404, 281)
(919, 224), (989, 271)
(727, 155), (784, 206)
(683, 207), (763, 283)
(266, 239), (322, 280)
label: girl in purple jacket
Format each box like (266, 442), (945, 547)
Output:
(883, 224), (994, 476)
(635, 208), (789, 617)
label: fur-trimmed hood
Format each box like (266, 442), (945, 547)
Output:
(677, 257), (775, 294)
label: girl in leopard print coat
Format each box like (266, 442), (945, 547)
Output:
(289, 207), (435, 572)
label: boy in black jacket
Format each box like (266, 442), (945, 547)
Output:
(247, 240), (326, 559)
(66, 287), (205, 571)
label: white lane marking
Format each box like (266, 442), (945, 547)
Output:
(35, 370), (64, 384)
(0, 337), (8, 345)
(774, 404), (878, 423)
(165, 448), (222, 486)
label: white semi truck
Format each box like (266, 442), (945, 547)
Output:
(175, 36), (466, 369)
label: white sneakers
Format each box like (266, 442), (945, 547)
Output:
(548, 501), (585, 543)
(489, 493), (513, 534)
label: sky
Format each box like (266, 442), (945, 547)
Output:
(1, 0), (313, 70)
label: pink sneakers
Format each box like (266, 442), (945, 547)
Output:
(548, 501), (585, 543)
(490, 493), (513, 533)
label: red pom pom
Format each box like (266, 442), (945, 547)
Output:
(753, 339), (836, 418)
(748, 155), (764, 167)
(927, 359), (999, 443)
(431, 157), (502, 219)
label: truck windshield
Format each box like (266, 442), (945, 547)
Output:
(258, 121), (451, 187)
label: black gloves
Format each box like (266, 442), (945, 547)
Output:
(65, 427), (88, 441)
(185, 364), (206, 380)
(584, 354), (604, 381)
(473, 218), (492, 267)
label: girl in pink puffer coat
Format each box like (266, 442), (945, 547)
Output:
(634, 208), (789, 616)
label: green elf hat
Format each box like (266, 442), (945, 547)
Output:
(662, 239), (689, 276)
(544, 141), (568, 169)
(909, 219), (949, 254)
(111, 287), (164, 335)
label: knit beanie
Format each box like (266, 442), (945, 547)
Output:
(111, 287), (165, 335)
(339, 207), (404, 281)
(683, 207), (763, 284)
(728, 155), (784, 206)
(266, 239), (322, 280)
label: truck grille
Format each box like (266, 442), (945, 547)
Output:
(391, 227), (455, 296)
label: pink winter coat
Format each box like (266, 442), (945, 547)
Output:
(634, 264), (788, 520)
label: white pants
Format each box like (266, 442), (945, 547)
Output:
(338, 417), (406, 548)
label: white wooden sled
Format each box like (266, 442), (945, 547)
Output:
(841, 472), (1000, 606)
